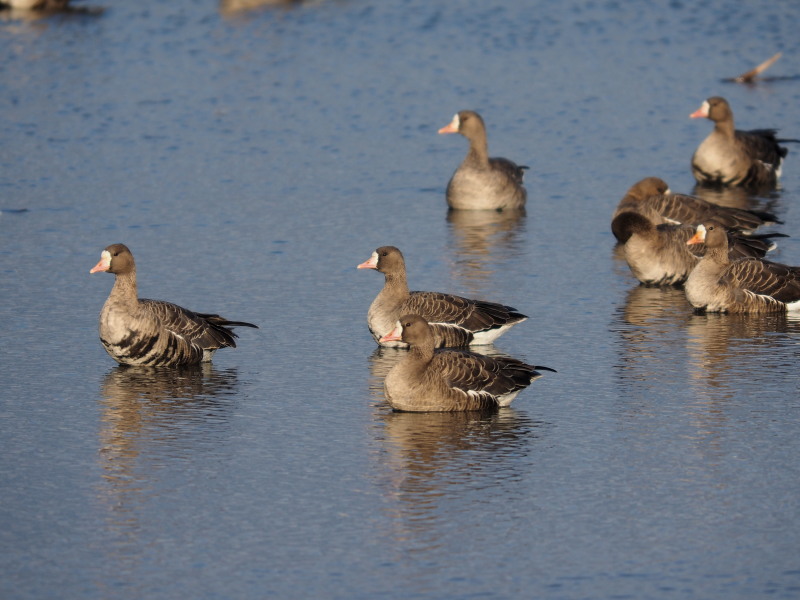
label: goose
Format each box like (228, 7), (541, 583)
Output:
(1, 0), (68, 8)
(438, 110), (527, 211)
(611, 176), (780, 243)
(685, 223), (800, 313)
(613, 211), (780, 286)
(379, 314), (554, 412)
(690, 96), (795, 189)
(357, 246), (527, 348)
(90, 244), (257, 366)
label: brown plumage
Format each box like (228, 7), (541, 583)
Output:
(613, 211), (780, 286)
(611, 176), (780, 243)
(357, 246), (527, 348)
(2, 0), (70, 8)
(684, 223), (800, 313)
(438, 110), (527, 211)
(379, 314), (554, 412)
(90, 244), (257, 366)
(690, 96), (794, 189)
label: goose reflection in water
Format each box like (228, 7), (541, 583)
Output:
(445, 208), (526, 294)
(612, 285), (692, 389)
(374, 407), (542, 554)
(96, 365), (239, 549)
(691, 184), (774, 211)
(219, 0), (318, 16)
(685, 312), (800, 395)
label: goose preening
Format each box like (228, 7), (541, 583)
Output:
(438, 110), (527, 211)
(685, 223), (800, 313)
(725, 52), (782, 84)
(357, 246), (527, 348)
(690, 96), (795, 189)
(90, 244), (257, 366)
(611, 176), (780, 243)
(613, 211), (781, 286)
(379, 314), (555, 412)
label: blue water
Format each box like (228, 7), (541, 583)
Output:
(2, 1), (800, 598)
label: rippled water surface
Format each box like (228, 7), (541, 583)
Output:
(2, 1), (800, 598)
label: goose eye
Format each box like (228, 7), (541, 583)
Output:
(381, 251), (388, 257)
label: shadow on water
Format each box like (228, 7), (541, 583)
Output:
(95, 364), (240, 562)
(445, 208), (526, 294)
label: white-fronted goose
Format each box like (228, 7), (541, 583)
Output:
(1, 0), (67, 8)
(438, 110), (527, 211)
(357, 246), (527, 348)
(90, 244), (257, 366)
(690, 96), (793, 189)
(611, 176), (780, 243)
(685, 223), (800, 313)
(379, 314), (554, 412)
(613, 211), (780, 286)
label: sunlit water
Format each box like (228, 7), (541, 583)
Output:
(2, 1), (800, 598)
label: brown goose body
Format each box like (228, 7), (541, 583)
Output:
(611, 176), (780, 243)
(613, 211), (779, 286)
(2, 0), (70, 9)
(690, 97), (791, 189)
(90, 244), (257, 367)
(685, 224), (800, 313)
(357, 246), (527, 348)
(438, 111), (527, 211)
(379, 314), (554, 412)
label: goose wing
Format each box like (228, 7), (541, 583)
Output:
(737, 129), (789, 163)
(723, 259), (800, 302)
(489, 157), (528, 185)
(406, 291), (525, 332)
(644, 193), (779, 230)
(140, 299), (255, 350)
(432, 350), (547, 400)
